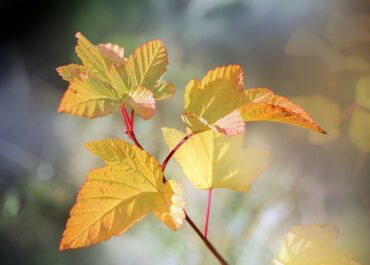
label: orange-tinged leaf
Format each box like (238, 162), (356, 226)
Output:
(162, 128), (270, 191)
(273, 224), (361, 265)
(97, 43), (127, 66)
(182, 65), (326, 135)
(239, 88), (326, 133)
(59, 139), (185, 250)
(126, 87), (156, 120)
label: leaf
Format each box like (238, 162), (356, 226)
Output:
(182, 65), (325, 136)
(348, 108), (370, 153)
(182, 65), (246, 136)
(126, 40), (174, 100)
(152, 80), (176, 100)
(238, 88), (326, 134)
(57, 33), (175, 119)
(75, 32), (110, 83)
(290, 94), (340, 144)
(273, 224), (361, 265)
(97, 43), (127, 66)
(126, 87), (156, 120)
(58, 75), (121, 118)
(56, 64), (86, 82)
(355, 75), (370, 111)
(162, 128), (270, 191)
(59, 139), (185, 250)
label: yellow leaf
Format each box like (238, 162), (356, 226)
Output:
(60, 139), (185, 250)
(152, 80), (176, 100)
(126, 40), (174, 100)
(75, 32), (110, 83)
(183, 65), (246, 136)
(58, 75), (121, 118)
(238, 88), (326, 133)
(273, 224), (361, 265)
(162, 128), (270, 191)
(109, 64), (129, 97)
(56, 64), (86, 82)
(348, 108), (370, 153)
(355, 75), (370, 111)
(182, 65), (325, 136)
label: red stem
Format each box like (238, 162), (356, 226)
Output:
(130, 109), (134, 128)
(120, 106), (143, 149)
(119, 111), (228, 265)
(161, 132), (193, 171)
(204, 188), (213, 238)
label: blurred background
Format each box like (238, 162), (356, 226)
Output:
(0, 0), (369, 264)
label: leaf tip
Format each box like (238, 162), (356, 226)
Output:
(75, 32), (82, 39)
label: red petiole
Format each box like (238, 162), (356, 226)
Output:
(204, 188), (213, 238)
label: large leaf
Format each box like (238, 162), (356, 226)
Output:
(162, 128), (269, 191)
(273, 224), (361, 265)
(182, 65), (326, 136)
(59, 139), (185, 250)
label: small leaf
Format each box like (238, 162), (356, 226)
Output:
(162, 128), (269, 191)
(97, 43), (127, 66)
(59, 139), (185, 250)
(348, 108), (370, 153)
(273, 224), (361, 265)
(126, 87), (156, 120)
